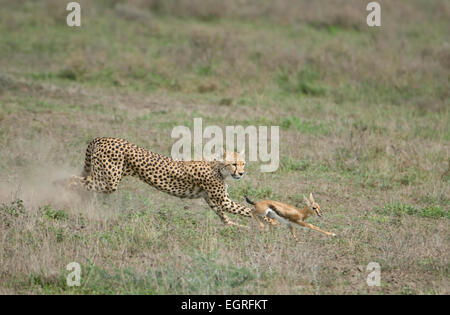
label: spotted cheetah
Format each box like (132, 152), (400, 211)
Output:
(68, 137), (270, 228)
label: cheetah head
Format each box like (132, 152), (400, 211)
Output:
(220, 150), (246, 180)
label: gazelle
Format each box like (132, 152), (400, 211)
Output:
(245, 193), (336, 240)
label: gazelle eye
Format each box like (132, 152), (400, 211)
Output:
(312, 207), (317, 210)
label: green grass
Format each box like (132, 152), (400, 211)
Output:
(12, 254), (258, 294)
(41, 205), (68, 221)
(277, 66), (327, 97)
(0, 199), (26, 217)
(376, 203), (449, 219)
(230, 182), (281, 201)
(280, 116), (329, 136)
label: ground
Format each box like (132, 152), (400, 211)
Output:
(0, 0), (448, 294)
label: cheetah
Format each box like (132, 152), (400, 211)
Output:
(67, 137), (272, 228)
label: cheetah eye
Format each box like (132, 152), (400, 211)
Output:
(232, 163), (237, 166)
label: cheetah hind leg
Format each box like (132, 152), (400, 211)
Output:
(52, 176), (83, 191)
(51, 176), (90, 200)
(61, 175), (96, 196)
(67, 175), (85, 191)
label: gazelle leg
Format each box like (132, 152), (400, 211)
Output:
(288, 224), (298, 241)
(296, 221), (336, 236)
(252, 213), (265, 231)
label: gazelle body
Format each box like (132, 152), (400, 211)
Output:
(245, 193), (336, 240)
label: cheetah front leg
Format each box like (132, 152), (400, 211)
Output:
(204, 195), (248, 229)
(217, 197), (254, 229)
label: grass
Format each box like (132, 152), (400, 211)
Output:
(0, 0), (449, 295)
(280, 117), (330, 136)
(375, 203), (449, 219)
(11, 253), (258, 294)
(41, 205), (69, 221)
(277, 66), (327, 97)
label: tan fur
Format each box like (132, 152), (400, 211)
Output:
(246, 193), (336, 240)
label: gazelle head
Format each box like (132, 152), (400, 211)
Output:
(303, 193), (322, 217)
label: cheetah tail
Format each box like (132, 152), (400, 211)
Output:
(245, 196), (256, 206)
